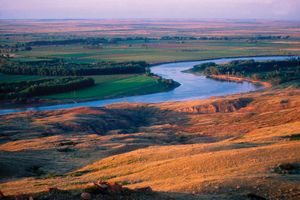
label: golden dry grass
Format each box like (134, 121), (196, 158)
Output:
(1, 89), (300, 199)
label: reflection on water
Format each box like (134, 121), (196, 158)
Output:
(0, 56), (292, 115)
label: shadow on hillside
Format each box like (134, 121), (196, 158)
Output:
(0, 186), (265, 200)
(72, 105), (191, 135)
(0, 99), (261, 181)
(0, 105), (190, 140)
(0, 106), (193, 180)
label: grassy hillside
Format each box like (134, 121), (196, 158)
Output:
(1, 89), (300, 199)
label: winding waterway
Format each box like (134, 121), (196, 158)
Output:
(0, 56), (293, 115)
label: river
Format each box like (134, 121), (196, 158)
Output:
(0, 56), (293, 115)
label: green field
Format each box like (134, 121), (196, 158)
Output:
(2, 38), (300, 103)
(44, 75), (167, 100)
(0, 73), (170, 101)
(15, 40), (300, 64)
(2, 20), (300, 104)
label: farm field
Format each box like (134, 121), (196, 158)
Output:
(1, 19), (300, 37)
(10, 39), (300, 63)
(1, 19), (300, 64)
(1, 20), (300, 103)
(45, 75), (170, 100)
(0, 73), (171, 103)
(0, 19), (300, 106)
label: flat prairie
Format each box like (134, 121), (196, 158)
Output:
(1, 19), (300, 37)
(2, 19), (299, 63)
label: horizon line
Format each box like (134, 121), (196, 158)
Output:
(1, 18), (300, 22)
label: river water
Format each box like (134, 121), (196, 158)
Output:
(0, 56), (292, 115)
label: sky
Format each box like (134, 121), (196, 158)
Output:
(0, 0), (299, 20)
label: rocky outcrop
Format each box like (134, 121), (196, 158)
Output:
(178, 98), (253, 114)
(0, 182), (154, 200)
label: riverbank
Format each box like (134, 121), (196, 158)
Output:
(0, 74), (148, 109)
(0, 75), (180, 110)
(0, 55), (293, 115)
(184, 55), (300, 90)
(206, 74), (272, 88)
(149, 54), (297, 67)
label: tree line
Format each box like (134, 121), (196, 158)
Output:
(191, 58), (300, 85)
(145, 70), (180, 89)
(26, 35), (289, 46)
(0, 59), (148, 76)
(0, 77), (95, 100)
(1, 35), (290, 50)
(160, 35), (289, 41)
(25, 37), (153, 46)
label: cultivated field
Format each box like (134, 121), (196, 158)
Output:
(45, 75), (172, 100)
(1, 19), (300, 64)
(1, 19), (300, 105)
(13, 39), (300, 64)
(1, 19), (300, 37)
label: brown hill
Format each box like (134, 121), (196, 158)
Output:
(0, 89), (300, 199)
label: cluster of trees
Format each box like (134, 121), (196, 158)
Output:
(160, 35), (289, 41)
(0, 43), (32, 53)
(157, 77), (180, 88)
(1, 35), (289, 50)
(0, 35), (291, 53)
(0, 77), (95, 100)
(26, 37), (153, 46)
(28, 35), (289, 46)
(1, 37), (154, 52)
(192, 58), (300, 85)
(145, 72), (180, 88)
(0, 59), (148, 76)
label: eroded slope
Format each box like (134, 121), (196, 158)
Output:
(1, 89), (300, 199)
